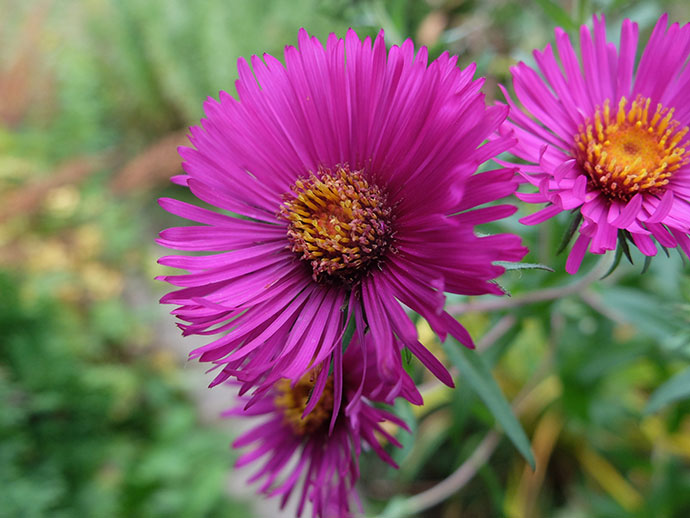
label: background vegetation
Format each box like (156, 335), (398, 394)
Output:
(1, 1), (688, 517)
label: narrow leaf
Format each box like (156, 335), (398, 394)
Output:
(329, 305), (357, 376)
(557, 211), (583, 255)
(341, 308), (356, 352)
(600, 287), (678, 342)
(600, 245), (623, 279)
(534, 0), (578, 31)
(443, 340), (535, 469)
(618, 229), (634, 264)
(402, 346), (412, 366)
(640, 255), (652, 274)
(495, 261), (555, 272)
(644, 367), (690, 414)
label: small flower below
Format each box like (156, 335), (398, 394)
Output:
(273, 374), (334, 436)
(227, 338), (414, 518)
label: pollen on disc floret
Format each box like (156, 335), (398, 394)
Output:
(273, 373), (334, 436)
(574, 95), (690, 201)
(280, 165), (395, 285)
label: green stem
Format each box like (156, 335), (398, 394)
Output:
(446, 252), (615, 316)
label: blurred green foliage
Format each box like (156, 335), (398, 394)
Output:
(1, 0), (689, 517)
(0, 273), (249, 518)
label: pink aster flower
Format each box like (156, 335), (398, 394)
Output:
(502, 14), (690, 273)
(158, 29), (526, 404)
(226, 337), (414, 518)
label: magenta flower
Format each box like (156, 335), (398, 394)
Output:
(158, 29), (526, 404)
(225, 337), (415, 518)
(502, 14), (690, 273)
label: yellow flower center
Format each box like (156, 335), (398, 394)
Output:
(274, 373), (334, 436)
(281, 165), (394, 284)
(574, 96), (689, 201)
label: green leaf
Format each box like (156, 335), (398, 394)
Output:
(574, 0), (591, 25)
(534, 0), (578, 32)
(329, 306), (356, 376)
(600, 245), (623, 279)
(644, 367), (690, 414)
(641, 255), (653, 275)
(618, 229), (634, 264)
(341, 308), (356, 352)
(402, 346), (412, 366)
(557, 211), (583, 255)
(443, 341), (535, 469)
(495, 261), (555, 272)
(599, 287), (680, 343)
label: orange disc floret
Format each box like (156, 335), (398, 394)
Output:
(574, 96), (689, 201)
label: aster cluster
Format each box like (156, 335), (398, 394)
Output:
(158, 14), (690, 518)
(502, 14), (690, 273)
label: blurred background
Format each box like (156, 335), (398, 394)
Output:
(1, 1), (689, 517)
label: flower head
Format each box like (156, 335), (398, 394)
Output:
(502, 14), (690, 273)
(158, 29), (526, 404)
(226, 337), (414, 518)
